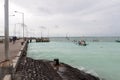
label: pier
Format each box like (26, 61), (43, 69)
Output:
(0, 39), (23, 62)
(0, 39), (27, 80)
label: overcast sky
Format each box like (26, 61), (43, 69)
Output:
(0, 0), (120, 37)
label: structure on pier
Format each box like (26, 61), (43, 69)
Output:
(36, 37), (50, 42)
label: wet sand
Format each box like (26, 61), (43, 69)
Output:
(0, 39), (23, 62)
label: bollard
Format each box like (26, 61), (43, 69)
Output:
(54, 59), (59, 66)
(53, 59), (60, 71)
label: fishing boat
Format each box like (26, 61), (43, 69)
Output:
(78, 40), (87, 46)
(115, 40), (120, 43)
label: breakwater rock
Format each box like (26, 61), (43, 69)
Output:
(14, 57), (100, 80)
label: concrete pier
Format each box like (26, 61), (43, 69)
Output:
(0, 39), (23, 62)
(0, 39), (25, 80)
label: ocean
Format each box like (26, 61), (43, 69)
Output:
(27, 37), (120, 80)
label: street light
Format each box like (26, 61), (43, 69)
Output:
(14, 11), (24, 40)
(4, 0), (9, 60)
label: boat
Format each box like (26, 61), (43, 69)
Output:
(93, 40), (99, 42)
(78, 40), (87, 46)
(65, 33), (70, 40)
(115, 40), (120, 43)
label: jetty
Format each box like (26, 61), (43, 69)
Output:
(0, 39), (23, 62)
(0, 39), (24, 80)
(36, 37), (50, 42)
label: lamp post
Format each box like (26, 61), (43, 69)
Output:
(4, 0), (9, 60)
(9, 15), (15, 37)
(14, 11), (24, 40)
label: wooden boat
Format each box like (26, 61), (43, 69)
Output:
(115, 40), (120, 43)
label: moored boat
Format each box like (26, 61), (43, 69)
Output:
(115, 40), (120, 43)
(78, 40), (87, 46)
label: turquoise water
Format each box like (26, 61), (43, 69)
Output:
(27, 40), (120, 80)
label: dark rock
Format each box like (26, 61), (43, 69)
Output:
(14, 57), (100, 80)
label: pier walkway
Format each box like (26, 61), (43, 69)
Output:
(0, 39), (23, 62)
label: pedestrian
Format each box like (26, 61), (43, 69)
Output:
(13, 36), (17, 44)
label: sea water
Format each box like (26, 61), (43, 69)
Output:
(27, 37), (120, 80)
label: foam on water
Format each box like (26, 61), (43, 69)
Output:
(27, 38), (120, 80)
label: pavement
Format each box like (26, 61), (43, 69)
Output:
(0, 39), (23, 62)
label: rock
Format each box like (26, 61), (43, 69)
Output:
(14, 57), (100, 80)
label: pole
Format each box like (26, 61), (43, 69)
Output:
(14, 11), (25, 40)
(14, 24), (16, 36)
(22, 13), (24, 39)
(4, 0), (9, 60)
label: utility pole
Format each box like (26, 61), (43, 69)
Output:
(4, 0), (9, 60)
(22, 13), (24, 39)
(14, 11), (24, 40)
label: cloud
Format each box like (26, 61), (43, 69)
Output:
(39, 26), (46, 29)
(0, 0), (120, 36)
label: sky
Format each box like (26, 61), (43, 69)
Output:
(0, 0), (120, 37)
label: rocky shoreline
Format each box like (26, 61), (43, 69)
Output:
(14, 57), (100, 80)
